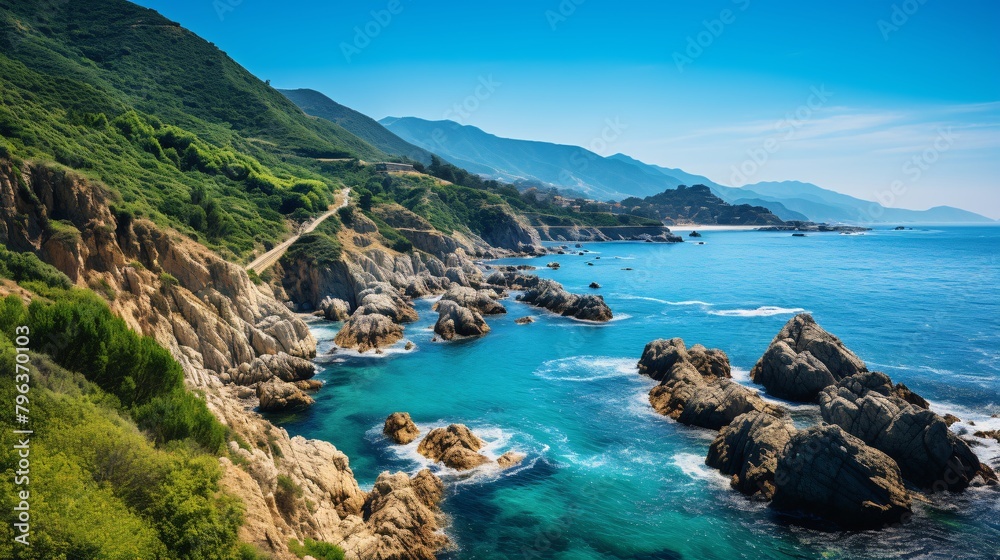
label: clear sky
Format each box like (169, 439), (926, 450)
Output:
(133, 0), (1000, 218)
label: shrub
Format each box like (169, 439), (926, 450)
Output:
(275, 474), (303, 514)
(288, 538), (345, 560)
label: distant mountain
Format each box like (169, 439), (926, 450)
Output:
(380, 117), (684, 200)
(281, 89), (434, 164)
(622, 185), (786, 226)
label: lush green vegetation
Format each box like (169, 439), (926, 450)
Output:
(0, 249), (247, 559)
(288, 538), (345, 560)
(282, 217), (343, 267)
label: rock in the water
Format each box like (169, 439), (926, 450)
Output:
(433, 300), (490, 340)
(334, 312), (404, 353)
(440, 285), (506, 315)
(497, 451), (526, 470)
(706, 411), (796, 499)
(257, 378), (314, 412)
(546, 262), (561, 269)
(689, 231), (702, 238)
(514, 316), (534, 325)
(416, 424), (491, 470)
(750, 314), (867, 402)
(518, 278), (613, 322)
(589, 282), (601, 289)
(639, 338), (782, 430)
(317, 296), (351, 321)
(772, 425), (911, 528)
(819, 372), (996, 490)
(384, 412), (421, 445)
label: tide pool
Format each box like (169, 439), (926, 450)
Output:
(279, 226), (1000, 560)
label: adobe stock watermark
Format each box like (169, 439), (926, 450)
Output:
(878, 0), (929, 41)
(340, 0), (407, 63)
(545, 0), (586, 31)
(673, 0), (751, 72)
(864, 127), (957, 221)
(729, 85), (834, 185)
(428, 75), (502, 149)
(213, 0), (244, 21)
(11, 325), (33, 548)
(558, 117), (628, 184)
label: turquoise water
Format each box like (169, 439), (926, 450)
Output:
(280, 226), (1000, 560)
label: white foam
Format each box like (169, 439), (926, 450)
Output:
(612, 294), (669, 305)
(672, 453), (730, 488)
(707, 306), (806, 317)
(535, 356), (638, 382)
(328, 339), (417, 360)
(665, 300), (712, 306)
(730, 366), (751, 383)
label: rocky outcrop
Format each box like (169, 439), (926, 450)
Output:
(432, 300), (490, 340)
(318, 296), (351, 321)
(706, 412), (795, 500)
(518, 279), (613, 322)
(0, 160), (449, 559)
(772, 425), (911, 528)
(497, 451), (526, 470)
(384, 412), (421, 445)
(439, 285), (506, 315)
(257, 377), (315, 412)
(334, 313), (405, 353)
(819, 372), (996, 490)
(514, 316), (534, 325)
(638, 338), (782, 430)
(534, 225), (684, 243)
(416, 424), (491, 470)
(750, 314), (867, 402)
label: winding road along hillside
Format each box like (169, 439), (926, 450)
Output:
(246, 187), (350, 274)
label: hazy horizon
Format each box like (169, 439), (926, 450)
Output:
(134, 0), (1000, 218)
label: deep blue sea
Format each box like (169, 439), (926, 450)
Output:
(280, 226), (1000, 560)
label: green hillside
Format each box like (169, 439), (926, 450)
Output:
(280, 88), (435, 165)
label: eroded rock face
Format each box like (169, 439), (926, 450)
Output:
(639, 338), (779, 430)
(227, 353), (316, 386)
(750, 314), (867, 402)
(772, 425), (911, 528)
(440, 285), (507, 315)
(334, 313), (405, 353)
(384, 412), (421, 445)
(356, 282), (419, 324)
(433, 300), (490, 340)
(706, 412), (796, 499)
(318, 296), (351, 321)
(416, 424), (491, 470)
(517, 278), (613, 322)
(257, 377), (314, 412)
(820, 372), (995, 490)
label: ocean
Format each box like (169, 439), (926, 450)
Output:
(279, 225), (1000, 560)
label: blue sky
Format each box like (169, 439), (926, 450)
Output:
(134, 0), (1000, 217)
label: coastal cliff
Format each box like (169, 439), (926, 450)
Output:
(0, 159), (448, 559)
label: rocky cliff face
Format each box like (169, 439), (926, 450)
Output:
(0, 159), (447, 559)
(535, 225), (683, 243)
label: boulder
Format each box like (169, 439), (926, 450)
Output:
(589, 282), (601, 289)
(497, 451), (526, 470)
(334, 312), (404, 353)
(257, 378), (314, 412)
(637, 338), (730, 383)
(518, 279), (613, 322)
(440, 285), (506, 315)
(433, 300), (490, 340)
(772, 425), (911, 528)
(514, 316), (534, 325)
(416, 424), (491, 470)
(819, 372), (996, 490)
(383, 412), (420, 445)
(750, 314), (867, 402)
(706, 411), (796, 499)
(317, 296), (351, 321)
(650, 378), (783, 431)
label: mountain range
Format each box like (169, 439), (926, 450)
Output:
(379, 116), (995, 224)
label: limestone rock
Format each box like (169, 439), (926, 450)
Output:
(433, 300), (490, 340)
(318, 296), (351, 321)
(772, 425), (911, 528)
(334, 313), (404, 353)
(517, 278), (613, 322)
(440, 285), (506, 315)
(416, 424), (491, 470)
(706, 412), (796, 499)
(257, 378), (314, 412)
(750, 314), (867, 402)
(383, 412), (420, 445)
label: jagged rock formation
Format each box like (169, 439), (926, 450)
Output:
(706, 411), (796, 500)
(750, 314), (867, 401)
(334, 313), (405, 353)
(439, 285), (506, 315)
(534, 225), (684, 243)
(772, 425), (912, 528)
(0, 160), (447, 560)
(486, 271), (612, 321)
(384, 412), (421, 445)
(820, 372), (996, 490)
(417, 424), (492, 470)
(638, 338), (780, 430)
(497, 451), (526, 470)
(257, 377), (315, 412)
(433, 300), (490, 340)
(318, 296), (351, 321)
